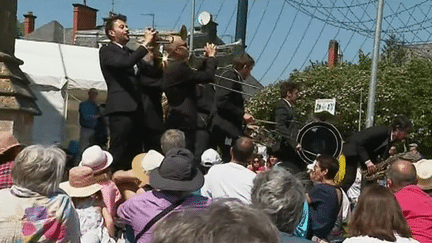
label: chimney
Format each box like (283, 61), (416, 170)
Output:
(23, 11), (37, 35)
(201, 22), (218, 43)
(328, 40), (339, 68)
(72, 3), (98, 40)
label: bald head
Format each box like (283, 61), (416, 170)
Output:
(231, 137), (254, 166)
(386, 159), (417, 192)
(165, 36), (189, 61)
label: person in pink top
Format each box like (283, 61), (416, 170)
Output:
(247, 154), (267, 174)
(80, 145), (122, 218)
(387, 159), (432, 243)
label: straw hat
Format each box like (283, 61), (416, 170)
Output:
(131, 150), (164, 187)
(79, 145), (113, 172)
(0, 132), (20, 155)
(413, 159), (432, 190)
(59, 166), (102, 197)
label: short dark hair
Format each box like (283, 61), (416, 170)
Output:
(391, 116), (412, 132)
(105, 15), (127, 40)
(232, 53), (255, 71)
(386, 159), (417, 188)
(348, 185), (412, 241)
(280, 81), (300, 98)
(316, 154), (339, 179)
(232, 137), (254, 166)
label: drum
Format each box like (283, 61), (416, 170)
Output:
(297, 122), (343, 164)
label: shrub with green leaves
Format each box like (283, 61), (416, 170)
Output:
(247, 57), (432, 157)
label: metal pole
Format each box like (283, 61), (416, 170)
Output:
(190, 0), (195, 52)
(366, 0), (385, 128)
(235, 0), (248, 44)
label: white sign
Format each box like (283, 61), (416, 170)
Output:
(315, 98), (336, 115)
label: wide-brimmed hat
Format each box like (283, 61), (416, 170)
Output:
(131, 150), (164, 187)
(79, 145), (113, 172)
(201, 148), (222, 168)
(59, 166), (102, 197)
(413, 159), (432, 190)
(0, 132), (20, 155)
(150, 148), (204, 192)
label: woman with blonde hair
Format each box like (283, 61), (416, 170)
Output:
(344, 184), (418, 243)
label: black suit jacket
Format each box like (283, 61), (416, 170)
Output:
(99, 43), (148, 115)
(211, 69), (244, 138)
(343, 126), (392, 167)
(162, 57), (218, 130)
(274, 99), (300, 148)
(139, 57), (164, 130)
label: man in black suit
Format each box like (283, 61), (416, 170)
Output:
(341, 116), (412, 192)
(274, 81), (304, 173)
(138, 46), (164, 152)
(162, 36), (217, 153)
(211, 53), (255, 162)
(99, 15), (156, 170)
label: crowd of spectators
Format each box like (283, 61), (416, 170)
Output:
(0, 130), (431, 243)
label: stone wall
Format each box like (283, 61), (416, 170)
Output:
(0, 111), (34, 145)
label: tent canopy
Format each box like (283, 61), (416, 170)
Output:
(15, 39), (107, 91)
(15, 39), (107, 146)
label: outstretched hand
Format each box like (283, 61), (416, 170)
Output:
(142, 28), (157, 47)
(204, 43), (217, 57)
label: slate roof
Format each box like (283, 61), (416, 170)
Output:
(23, 20), (65, 44)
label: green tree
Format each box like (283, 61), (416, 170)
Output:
(16, 20), (24, 38)
(381, 34), (407, 66)
(247, 55), (432, 157)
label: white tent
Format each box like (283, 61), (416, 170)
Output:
(15, 39), (107, 146)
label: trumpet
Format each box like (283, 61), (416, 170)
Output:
(134, 25), (188, 44)
(192, 39), (243, 57)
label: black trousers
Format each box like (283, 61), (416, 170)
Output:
(211, 125), (241, 163)
(341, 155), (360, 192)
(276, 138), (307, 172)
(108, 110), (144, 171)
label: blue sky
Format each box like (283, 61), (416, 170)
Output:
(17, 0), (430, 86)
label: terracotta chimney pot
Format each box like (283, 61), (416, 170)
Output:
(23, 11), (37, 35)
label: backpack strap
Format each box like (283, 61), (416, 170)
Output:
(134, 197), (187, 242)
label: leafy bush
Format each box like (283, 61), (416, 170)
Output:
(247, 56), (432, 157)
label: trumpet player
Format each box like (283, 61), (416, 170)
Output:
(99, 15), (157, 171)
(211, 53), (255, 162)
(137, 32), (165, 153)
(162, 36), (218, 153)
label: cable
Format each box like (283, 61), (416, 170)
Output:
(351, 35), (369, 63)
(276, 2), (318, 81)
(255, 0), (287, 64)
(288, 0), (375, 9)
(320, 0), (359, 62)
(173, 0), (189, 29)
(246, 0), (270, 51)
(222, 4), (237, 36)
(259, 2), (301, 80)
(341, 0), (374, 61)
(196, 0), (206, 17)
(300, 0), (336, 70)
(215, 0), (226, 20)
(247, 0), (257, 17)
